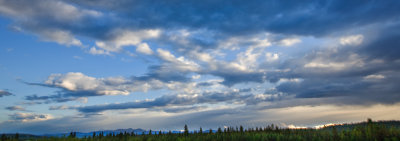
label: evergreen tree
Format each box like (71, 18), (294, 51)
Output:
(199, 127), (203, 134)
(15, 133), (19, 140)
(1, 134), (6, 141)
(217, 127), (222, 134)
(184, 124), (189, 136)
(240, 125), (244, 133)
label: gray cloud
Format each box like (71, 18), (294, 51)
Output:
(67, 90), (280, 113)
(68, 0), (400, 36)
(0, 90), (13, 97)
(75, 91), (249, 113)
(1, 0), (400, 125)
(159, 106), (207, 113)
(8, 113), (52, 122)
(5, 106), (25, 111)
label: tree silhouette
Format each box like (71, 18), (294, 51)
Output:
(184, 124), (189, 136)
(217, 127), (222, 134)
(199, 127), (203, 134)
(1, 134), (6, 141)
(15, 133), (19, 140)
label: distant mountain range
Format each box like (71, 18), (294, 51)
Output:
(3, 120), (400, 138)
(42, 128), (159, 138)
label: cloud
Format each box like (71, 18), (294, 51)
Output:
(38, 29), (83, 47)
(71, 90), (281, 113)
(93, 29), (161, 53)
(364, 74), (385, 80)
(136, 43), (153, 55)
(88, 47), (111, 55)
(340, 34), (364, 46)
(0, 0), (100, 47)
(265, 52), (279, 62)
(156, 48), (200, 72)
(8, 113), (52, 122)
(25, 72), (199, 103)
(74, 91), (247, 113)
(68, 0), (400, 36)
(0, 90), (13, 97)
(5, 106), (25, 111)
(279, 38), (301, 46)
(49, 105), (72, 110)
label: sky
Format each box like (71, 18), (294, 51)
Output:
(0, 0), (400, 134)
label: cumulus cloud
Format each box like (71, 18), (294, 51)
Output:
(1, 0), (400, 133)
(94, 29), (161, 53)
(88, 47), (111, 55)
(25, 72), (200, 103)
(0, 0), (100, 47)
(265, 52), (279, 62)
(279, 38), (301, 46)
(69, 90), (280, 113)
(156, 48), (200, 72)
(340, 34), (364, 46)
(136, 43), (153, 55)
(9, 113), (52, 122)
(44, 72), (130, 95)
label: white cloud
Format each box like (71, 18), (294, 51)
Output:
(265, 52), (279, 62)
(304, 53), (365, 71)
(279, 38), (301, 46)
(189, 51), (213, 63)
(340, 34), (364, 46)
(192, 75), (201, 79)
(88, 47), (111, 55)
(136, 43), (153, 55)
(0, 0), (102, 22)
(41, 72), (200, 100)
(157, 48), (200, 72)
(95, 29), (161, 53)
(9, 113), (52, 122)
(40, 29), (83, 47)
(45, 72), (130, 95)
(364, 74), (385, 80)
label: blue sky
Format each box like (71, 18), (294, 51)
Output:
(1, 0), (400, 134)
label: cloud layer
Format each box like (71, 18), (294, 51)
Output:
(0, 0), (400, 134)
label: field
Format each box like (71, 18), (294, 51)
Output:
(2, 120), (400, 141)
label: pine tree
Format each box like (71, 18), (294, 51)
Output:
(184, 124), (189, 136)
(199, 127), (203, 134)
(15, 133), (19, 140)
(1, 134), (6, 141)
(217, 127), (222, 134)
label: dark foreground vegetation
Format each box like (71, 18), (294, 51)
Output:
(2, 119), (400, 141)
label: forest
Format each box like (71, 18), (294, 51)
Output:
(2, 119), (400, 141)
